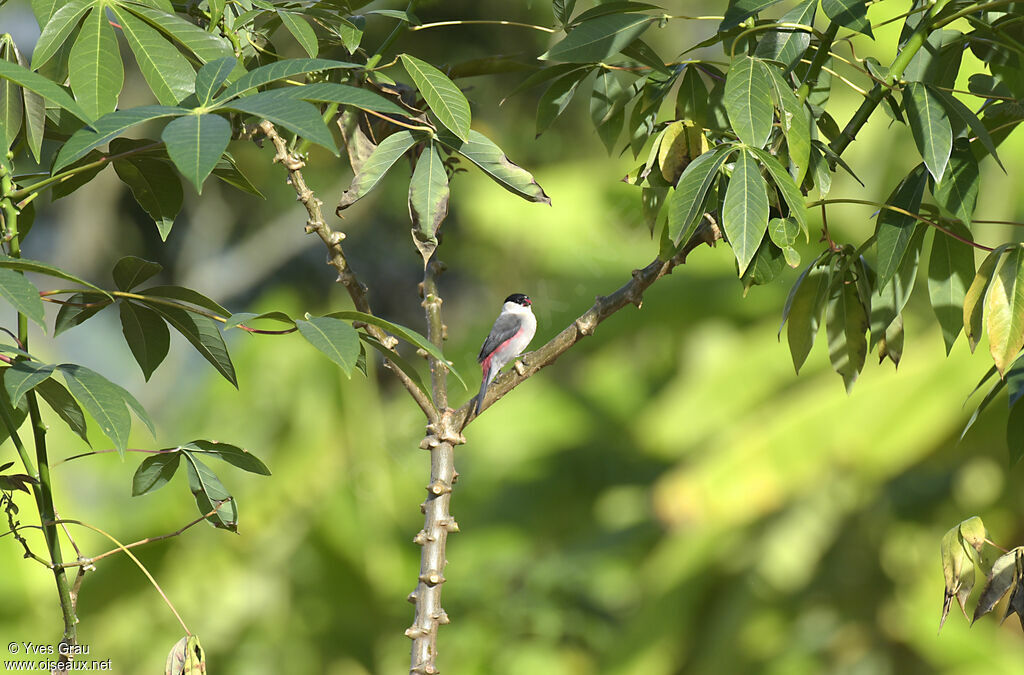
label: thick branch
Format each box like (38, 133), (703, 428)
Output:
(407, 412), (463, 674)
(258, 121), (438, 422)
(457, 217), (722, 431)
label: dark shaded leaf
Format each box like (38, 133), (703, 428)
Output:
(113, 256), (163, 291)
(821, 0), (872, 37)
(35, 378), (88, 444)
(143, 304), (237, 386)
(113, 156), (183, 239)
(540, 13), (654, 63)
(139, 285), (230, 315)
(408, 141), (449, 265)
(337, 130), (420, 210)
(928, 221), (975, 354)
(186, 439), (270, 475)
(54, 293), (109, 336)
(132, 452), (181, 495)
(826, 266), (869, 392)
(667, 144), (735, 245)
(874, 164), (928, 290)
(119, 302), (170, 381)
(182, 452), (237, 530)
(0, 268), (44, 329)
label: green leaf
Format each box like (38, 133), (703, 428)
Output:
(870, 224), (924, 349)
(964, 245), (1011, 353)
(763, 64), (811, 185)
(721, 0), (784, 31)
(221, 93), (336, 153)
(932, 147), (979, 225)
(30, 0), (91, 70)
(928, 222), (975, 354)
(408, 140), (449, 265)
(903, 29), (963, 89)
(211, 153), (263, 197)
(747, 146), (809, 239)
(986, 245), (1024, 375)
(569, 2), (660, 25)
(0, 58), (90, 123)
(113, 256), (162, 291)
(722, 150), (769, 276)
(139, 285), (230, 315)
(0, 253), (110, 298)
(786, 264), (830, 373)
(821, 0), (872, 37)
(142, 304), (237, 386)
(161, 113), (231, 193)
(436, 129), (551, 205)
(553, 0), (577, 26)
(58, 364), (135, 455)
(360, 334), (430, 399)
(536, 69), (588, 136)
(182, 452), (237, 530)
(503, 63), (589, 103)
(118, 2), (233, 64)
(337, 130), (419, 210)
(768, 216), (801, 267)
(35, 378), (89, 444)
(223, 311), (294, 330)
(69, 6), (124, 120)
(276, 82), (408, 116)
(0, 39), (23, 153)
(903, 82), (952, 183)
(740, 238), (786, 294)
(111, 5), (195, 105)
(1009, 396), (1024, 466)
(54, 293), (108, 336)
(132, 452), (181, 495)
(931, 87), (1004, 170)
(119, 301), (170, 381)
(973, 549), (1021, 623)
(724, 56), (774, 149)
(540, 13), (654, 63)
(194, 57), (236, 106)
(5, 360), (54, 407)
(325, 309), (466, 389)
(336, 16), (364, 54)
(620, 39), (670, 76)
(668, 144), (735, 245)
(0, 268), (44, 330)
(216, 58), (359, 102)
(874, 164), (928, 290)
(53, 105), (187, 172)
(675, 65), (709, 129)
(399, 54), (471, 142)
(186, 439), (270, 475)
(113, 156), (183, 240)
(296, 316), (360, 376)
(753, 0), (816, 72)
(826, 268), (869, 392)
(277, 11), (319, 58)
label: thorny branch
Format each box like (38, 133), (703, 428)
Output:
(257, 121), (438, 422)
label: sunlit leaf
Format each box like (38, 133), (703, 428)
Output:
(436, 129), (551, 205)
(35, 378), (89, 444)
(4, 360), (54, 407)
(296, 315), (360, 376)
(540, 13), (654, 63)
(986, 245), (1024, 375)
(400, 53), (471, 141)
(722, 150), (769, 276)
(337, 130), (420, 210)
(903, 82), (952, 183)
(753, 0), (816, 72)
(667, 144), (735, 245)
(408, 141), (449, 265)
(68, 6), (123, 119)
(821, 0), (872, 37)
(928, 222), (975, 354)
(111, 5), (195, 105)
(0, 268), (44, 329)
(724, 56), (774, 149)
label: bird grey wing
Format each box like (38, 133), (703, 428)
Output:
(478, 313), (523, 362)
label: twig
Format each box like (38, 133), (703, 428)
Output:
(58, 508), (218, 568)
(258, 121), (438, 422)
(455, 216), (723, 431)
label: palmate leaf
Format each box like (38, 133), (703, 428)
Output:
(295, 315), (361, 377)
(185, 439), (270, 475)
(821, 0), (872, 37)
(143, 304), (237, 386)
(903, 82), (952, 183)
(408, 140), (449, 265)
(668, 144), (736, 245)
(747, 146), (809, 237)
(277, 10), (319, 58)
(753, 0), (816, 72)
(119, 301), (170, 381)
(30, 0), (91, 70)
(326, 309), (467, 389)
(112, 256), (162, 291)
(68, 5), (124, 120)
(118, 2), (233, 64)
(337, 130), (420, 210)
(139, 285), (229, 315)
(763, 65), (811, 185)
(132, 451), (181, 495)
(541, 13), (655, 63)
(569, 1), (660, 25)
(221, 92), (336, 153)
(400, 54), (471, 142)
(0, 253), (110, 298)
(194, 57), (236, 106)
(275, 82), (408, 116)
(875, 164), (928, 290)
(536, 69), (589, 137)
(113, 156), (183, 240)
(932, 147), (979, 225)
(0, 268), (45, 329)
(720, 0), (784, 31)
(53, 105), (188, 172)
(724, 56), (774, 150)
(58, 363), (154, 455)
(182, 451), (237, 530)
(161, 113), (231, 193)
(986, 245), (1024, 375)
(110, 4), (194, 105)
(0, 58), (90, 123)
(35, 378), (89, 444)
(216, 58), (361, 101)
(4, 360), (54, 407)
(436, 129), (551, 205)
(927, 222), (975, 354)
(722, 150), (769, 276)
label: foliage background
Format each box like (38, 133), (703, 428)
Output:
(2, 0), (1024, 672)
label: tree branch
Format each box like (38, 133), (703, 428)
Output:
(457, 216), (723, 431)
(258, 121), (438, 422)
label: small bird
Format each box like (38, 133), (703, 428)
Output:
(474, 293), (536, 415)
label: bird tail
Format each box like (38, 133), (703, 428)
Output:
(474, 368), (491, 416)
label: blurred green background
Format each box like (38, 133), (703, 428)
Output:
(2, 1), (1024, 673)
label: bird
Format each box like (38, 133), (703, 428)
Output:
(474, 293), (536, 416)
